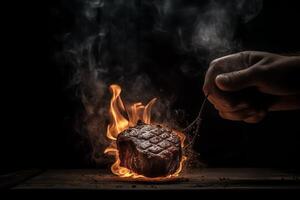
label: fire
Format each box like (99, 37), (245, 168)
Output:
(104, 84), (187, 180)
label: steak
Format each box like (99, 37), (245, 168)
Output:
(117, 122), (182, 178)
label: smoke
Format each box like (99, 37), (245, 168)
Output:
(191, 0), (263, 60)
(54, 0), (263, 166)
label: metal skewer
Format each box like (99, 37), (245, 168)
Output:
(183, 94), (209, 150)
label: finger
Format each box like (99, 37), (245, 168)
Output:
(218, 108), (259, 121)
(269, 95), (300, 111)
(203, 52), (257, 110)
(215, 67), (256, 92)
(203, 53), (243, 95)
(212, 98), (250, 112)
(203, 51), (252, 97)
(207, 87), (252, 112)
(243, 111), (267, 123)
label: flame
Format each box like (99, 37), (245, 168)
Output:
(104, 84), (186, 180)
(106, 85), (129, 141)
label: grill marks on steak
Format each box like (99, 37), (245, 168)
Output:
(117, 122), (182, 178)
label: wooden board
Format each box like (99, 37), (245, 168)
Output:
(0, 169), (43, 189)
(12, 168), (300, 191)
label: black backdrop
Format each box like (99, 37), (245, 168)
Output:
(2, 0), (300, 172)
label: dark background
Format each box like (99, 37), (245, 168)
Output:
(2, 0), (300, 173)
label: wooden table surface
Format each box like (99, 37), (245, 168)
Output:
(5, 168), (299, 191)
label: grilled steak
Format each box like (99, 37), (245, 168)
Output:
(117, 122), (182, 178)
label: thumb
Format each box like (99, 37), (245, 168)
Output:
(215, 68), (256, 92)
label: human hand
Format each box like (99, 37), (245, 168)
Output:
(203, 51), (300, 123)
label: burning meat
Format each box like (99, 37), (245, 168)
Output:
(117, 121), (182, 178)
(104, 84), (186, 179)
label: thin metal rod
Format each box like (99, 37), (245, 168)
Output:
(183, 94), (209, 149)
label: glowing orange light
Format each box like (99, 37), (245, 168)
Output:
(104, 84), (186, 180)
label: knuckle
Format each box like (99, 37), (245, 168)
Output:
(240, 51), (252, 55)
(236, 102), (250, 110)
(210, 58), (225, 72)
(210, 59), (218, 67)
(244, 114), (265, 123)
(238, 51), (254, 68)
(219, 112), (230, 120)
(219, 111), (243, 121)
(229, 113), (243, 120)
(221, 100), (236, 110)
(243, 117), (258, 123)
(220, 102), (250, 112)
